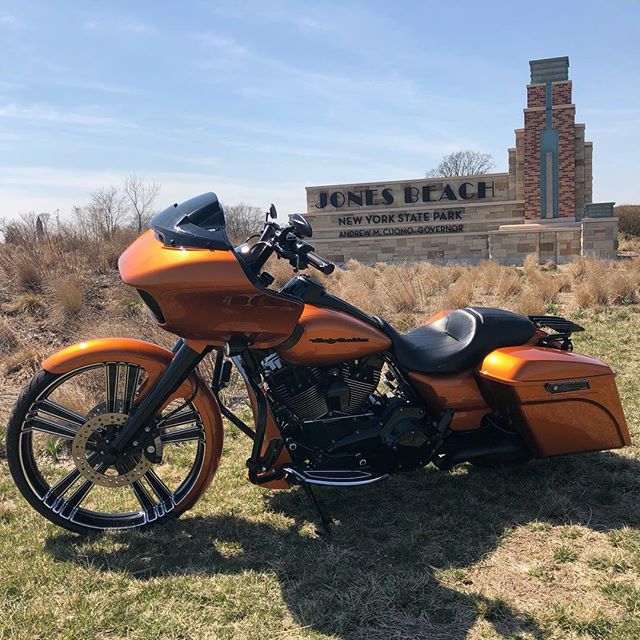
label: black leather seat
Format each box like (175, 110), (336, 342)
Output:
(378, 307), (535, 375)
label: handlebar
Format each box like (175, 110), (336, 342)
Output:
(241, 216), (336, 277)
(304, 250), (335, 275)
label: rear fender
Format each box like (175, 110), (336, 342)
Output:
(42, 338), (224, 506)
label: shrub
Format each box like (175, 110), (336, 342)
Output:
(0, 317), (19, 352)
(13, 256), (42, 291)
(514, 286), (547, 315)
(608, 271), (638, 304)
(572, 276), (609, 308)
(565, 257), (589, 281)
(3, 346), (41, 375)
(616, 205), (640, 237)
(51, 275), (84, 319)
(442, 274), (474, 309)
(5, 293), (46, 315)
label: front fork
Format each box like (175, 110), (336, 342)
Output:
(106, 339), (208, 460)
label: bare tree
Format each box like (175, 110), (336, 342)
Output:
(426, 150), (495, 177)
(71, 205), (98, 240)
(88, 186), (128, 240)
(224, 203), (264, 243)
(124, 175), (161, 232)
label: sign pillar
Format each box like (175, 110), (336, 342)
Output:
(524, 57), (577, 220)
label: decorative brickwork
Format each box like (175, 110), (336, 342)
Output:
(553, 105), (576, 217)
(527, 84), (546, 108)
(508, 147), (516, 200)
(584, 143), (593, 204)
(514, 129), (525, 201)
(574, 125), (587, 219)
(522, 70), (582, 220)
(523, 109), (545, 219)
(552, 81), (572, 105)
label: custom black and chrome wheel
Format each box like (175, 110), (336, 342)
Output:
(6, 362), (218, 534)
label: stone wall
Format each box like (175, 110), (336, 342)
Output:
(313, 232), (491, 265)
(489, 222), (583, 265)
(582, 218), (618, 259)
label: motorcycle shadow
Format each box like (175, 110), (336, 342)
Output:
(45, 450), (640, 639)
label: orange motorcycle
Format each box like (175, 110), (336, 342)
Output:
(6, 193), (631, 535)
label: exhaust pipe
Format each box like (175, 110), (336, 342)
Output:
(435, 430), (529, 470)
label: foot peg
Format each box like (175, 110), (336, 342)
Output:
(283, 467), (388, 486)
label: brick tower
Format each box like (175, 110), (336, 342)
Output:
(513, 56), (592, 220)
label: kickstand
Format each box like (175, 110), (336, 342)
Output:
(301, 483), (332, 538)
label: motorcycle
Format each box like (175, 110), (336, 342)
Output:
(6, 192), (631, 535)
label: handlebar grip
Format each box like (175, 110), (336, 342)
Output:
(306, 251), (335, 275)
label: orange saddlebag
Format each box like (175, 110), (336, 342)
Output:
(477, 346), (630, 457)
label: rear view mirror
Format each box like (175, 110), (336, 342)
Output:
(289, 213), (312, 238)
(268, 204), (278, 220)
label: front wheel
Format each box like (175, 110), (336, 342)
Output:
(6, 362), (218, 534)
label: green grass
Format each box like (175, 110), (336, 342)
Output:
(1, 308), (640, 639)
(554, 546), (578, 564)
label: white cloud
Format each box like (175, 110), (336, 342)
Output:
(0, 103), (136, 128)
(50, 80), (144, 96)
(191, 31), (248, 55)
(83, 19), (156, 34)
(290, 15), (326, 31)
(0, 15), (29, 30)
(209, 3), (328, 33)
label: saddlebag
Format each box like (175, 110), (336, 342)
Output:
(476, 346), (630, 457)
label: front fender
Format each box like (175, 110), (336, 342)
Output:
(42, 338), (224, 510)
(44, 337), (199, 397)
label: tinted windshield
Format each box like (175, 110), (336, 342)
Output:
(151, 192), (231, 250)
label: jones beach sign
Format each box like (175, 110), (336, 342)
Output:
(304, 173), (511, 255)
(305, 176), (505, 241)
(313, 180), (496, 209)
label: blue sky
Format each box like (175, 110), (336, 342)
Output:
(1, 0), (639, 220)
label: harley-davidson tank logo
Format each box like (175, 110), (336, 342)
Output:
(310, 337), (370, 344)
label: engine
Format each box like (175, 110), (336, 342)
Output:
(260, 353), (439, 473)
(261, 353), (383, 421)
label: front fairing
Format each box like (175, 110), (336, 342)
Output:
(119, 194), (303, 347)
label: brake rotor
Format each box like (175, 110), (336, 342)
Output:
(72, 412), (151, 487)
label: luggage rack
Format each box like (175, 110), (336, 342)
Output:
(529, 315), (585, 350)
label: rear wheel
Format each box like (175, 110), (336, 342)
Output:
(6, 363), (217, 534)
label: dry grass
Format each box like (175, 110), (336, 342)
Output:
(4, 292), (47, 316)
(513, 286), (548, 316)
(51, 275), (85, 320)
(441, 272), (475, 309)
(12, 256), (43, 292)
(0, 317), (19, 352)
(3, 346), (43, 376)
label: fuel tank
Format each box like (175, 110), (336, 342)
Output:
(119, 230), (303, 348)
(277, 305), (392, 366)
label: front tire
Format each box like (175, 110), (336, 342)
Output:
(6, 363), (217, 534)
